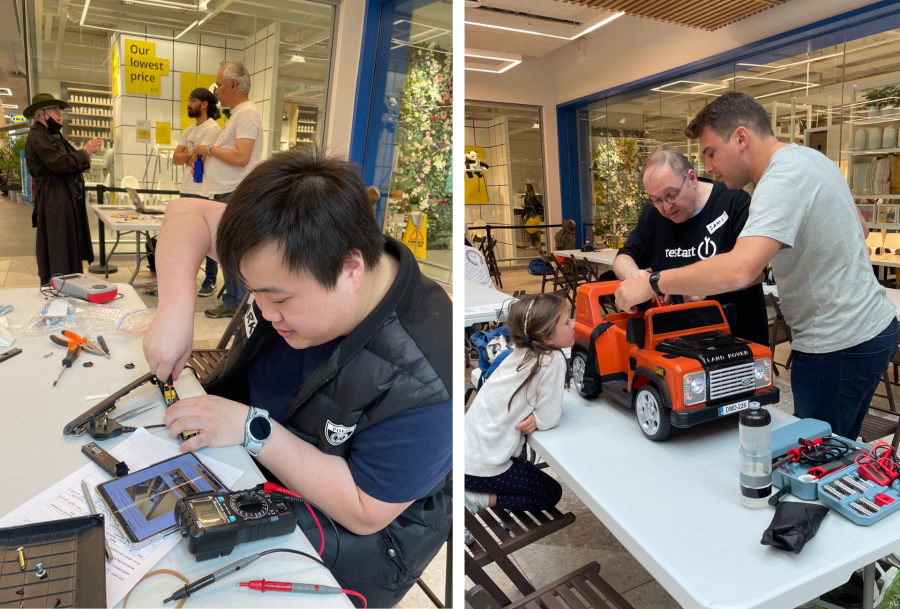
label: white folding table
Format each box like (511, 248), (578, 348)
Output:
(90, 204), (164, 288)
(528, 393), (900, 609)
(554, 248), (619, 266)
(0, 285), (351, 609)
(465, 280), (515, 325)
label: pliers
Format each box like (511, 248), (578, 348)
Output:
(50, 331), (110, 358)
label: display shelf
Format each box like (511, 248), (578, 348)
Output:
(866, 223), (900, 230)
(66, 88), (110, 95)
(851, 148), (900, 156)
(68, 135), (112, 140)
(68, 100), (111, 107)
(849, 115), (900, 127)
(855, 194), (900, 200)
(69, 124), (110, 129)
(67, 112), (112, 117)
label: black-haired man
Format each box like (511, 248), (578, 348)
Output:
(172, 87), (222, 297)
(143, 149), (452, 607)
(615, 91), (897, 440)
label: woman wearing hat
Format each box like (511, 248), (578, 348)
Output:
(24, 93), (103, 285)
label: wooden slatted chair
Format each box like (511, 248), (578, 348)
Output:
(766, 294), (793, 375)
(465, 562), (635, 609)
(187, 290), (251, 382)
(484, 238), (503, 289)
(465, 506), (576, 605)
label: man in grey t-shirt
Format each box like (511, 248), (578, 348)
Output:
(615, 92), (897, 440)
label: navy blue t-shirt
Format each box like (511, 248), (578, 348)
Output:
(248, 337), (452, 503)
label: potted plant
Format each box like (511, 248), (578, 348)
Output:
(0, 132), (25, 201)
(882, 86), (898, 116)
(864, 88), (885, 117)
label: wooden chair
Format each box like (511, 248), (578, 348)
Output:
(416, 526), (452, 608)
(859, 377), (900, 450)
(766, 295), (793, 375)
(465, 562), (635, 609)
(465, 506), (576, 605)
(187, 290), (251, 382)
(483, 238), (503, 289)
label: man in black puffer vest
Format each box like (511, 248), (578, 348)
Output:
(142, 150), (452, 607)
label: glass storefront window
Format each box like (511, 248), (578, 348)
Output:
(359, 0), (452, 285)
(23, 0), (335, 254)
(464, 102), (546, 266)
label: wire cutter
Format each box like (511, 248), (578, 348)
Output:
(50, 331), (110, 359)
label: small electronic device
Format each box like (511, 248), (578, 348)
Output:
(96, 452), (228, 549)
(175, 486), (298, 561)
(50, 274), (118, 303)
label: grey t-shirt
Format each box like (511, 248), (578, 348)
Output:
(740, 144), (895, 353)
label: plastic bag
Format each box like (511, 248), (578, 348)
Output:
(21, 297), (154, 337)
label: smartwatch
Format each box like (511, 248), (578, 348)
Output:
(243, 406), (273, 457)
(649, 272), (663, 297)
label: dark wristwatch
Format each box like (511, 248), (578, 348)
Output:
(648, 272), (663, 297)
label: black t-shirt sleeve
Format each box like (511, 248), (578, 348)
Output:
(728, 188), (753, 241)
(618, 203), (655, 270)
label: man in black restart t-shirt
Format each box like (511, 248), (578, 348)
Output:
(614, 145), (769, 345)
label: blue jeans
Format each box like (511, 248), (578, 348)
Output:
(179, 193), (215, 280)
(791, 318), (899, 440)
(210, 191), (247, 310)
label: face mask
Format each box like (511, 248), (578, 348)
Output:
(45, 116), (63, 134)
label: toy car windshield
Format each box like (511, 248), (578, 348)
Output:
(651, 305), (724, 335)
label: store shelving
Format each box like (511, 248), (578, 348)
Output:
(851, 148), (900, 156)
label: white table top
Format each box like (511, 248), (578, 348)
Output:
(464, 280), (515, 324)
(555, 248), (618, 265)
(0, 285), (350, 609)
(871, 255), (900, 268)
(528, 393), (900, 609)
(90, 204), (164, 232)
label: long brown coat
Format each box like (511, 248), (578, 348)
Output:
(25, 121), (95, 285)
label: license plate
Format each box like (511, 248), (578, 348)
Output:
(718, 400), (749, 416)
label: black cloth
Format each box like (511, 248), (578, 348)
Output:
(761, 501), (828, 554)
(25, 121), (94, 285)
(617, 180), (769, 346)
(203, 236), (452, 608)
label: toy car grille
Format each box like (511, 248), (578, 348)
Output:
(708, 362), (756, 401)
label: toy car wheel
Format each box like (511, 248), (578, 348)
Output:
(572, 351), (600, 398)
(634, 383), (672, 441)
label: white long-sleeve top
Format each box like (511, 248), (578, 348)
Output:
(465, 347), (566, 478)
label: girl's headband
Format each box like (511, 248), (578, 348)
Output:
(523, 299), (536, 339)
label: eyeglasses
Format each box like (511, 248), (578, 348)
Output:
(43, 106), (62, 115)
(648, 172), (690, 208)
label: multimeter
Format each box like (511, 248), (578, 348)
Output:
(50, 274), (118, 303)
(174, 487), (299, 561)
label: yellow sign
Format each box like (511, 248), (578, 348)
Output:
(464, 146), (489, 205)
(401, 214), (427, 260)
(136, 119), (151, 143)
(112, 44), (119, 98)
(180, 72), (225, 134)
(156, 122), (171, 145)
(125, 39), (169, 96)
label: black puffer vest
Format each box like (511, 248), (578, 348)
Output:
(203, 236), (452, 607)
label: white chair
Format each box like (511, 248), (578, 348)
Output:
(157, 177), (178, 204)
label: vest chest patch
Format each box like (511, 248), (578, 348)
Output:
(325, 419), (357, 446)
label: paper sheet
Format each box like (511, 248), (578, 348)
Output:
(0, 429), (244, 608)
(46, 299), (69, 317)
(464, 303), (502, 314)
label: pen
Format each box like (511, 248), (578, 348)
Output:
(80, 480), (112, 562)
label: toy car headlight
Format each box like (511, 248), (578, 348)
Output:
(683, 374), (706, 406)
(754, 358), (772, 388)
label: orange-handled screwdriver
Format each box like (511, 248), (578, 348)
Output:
(53, 342), (82, 386)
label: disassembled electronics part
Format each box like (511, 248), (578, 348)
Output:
(82, 442), (129, 478)
(35, 563), (46, 579)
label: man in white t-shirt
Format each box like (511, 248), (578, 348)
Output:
(615, 92), (897, 440)
(189, 60), (263, 318)
(464, 238), (494, 289)
(173, 87), (222, 297)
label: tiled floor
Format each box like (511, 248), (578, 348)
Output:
(0, 193), (447, 609)
(467, 267), (899, 608)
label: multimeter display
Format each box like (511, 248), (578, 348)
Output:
(175, 489), (299, 561)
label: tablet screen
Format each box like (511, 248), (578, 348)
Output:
(97, 452), (226, 544)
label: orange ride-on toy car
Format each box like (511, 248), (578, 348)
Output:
(570, 280), (779, 441)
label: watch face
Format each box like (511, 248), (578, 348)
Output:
(248, 416), (272, 441)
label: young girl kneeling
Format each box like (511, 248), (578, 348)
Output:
(464, 293), (574, 512)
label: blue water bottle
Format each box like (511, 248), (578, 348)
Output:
(193, 156), (204, 183)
